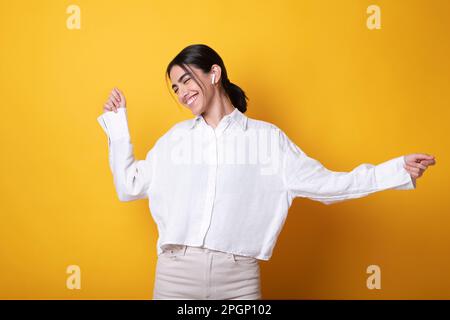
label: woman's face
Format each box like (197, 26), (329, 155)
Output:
(169, 64), (215, 115)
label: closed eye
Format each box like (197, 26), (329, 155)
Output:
(173, 78), (190, 94)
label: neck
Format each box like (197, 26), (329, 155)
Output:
(201, 90), (235, 129)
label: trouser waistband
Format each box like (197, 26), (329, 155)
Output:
(161, 244), (257, 261)
(162, 244), (233, 256)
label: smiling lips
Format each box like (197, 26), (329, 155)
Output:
(186, 93), (198, 106)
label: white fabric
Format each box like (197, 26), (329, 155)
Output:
(97, 107), (415, 261)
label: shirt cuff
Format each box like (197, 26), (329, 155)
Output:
(97, 108), (130, 142)
(374, 155), (416, 190)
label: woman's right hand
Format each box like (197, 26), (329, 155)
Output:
(103, 87), (126, 113)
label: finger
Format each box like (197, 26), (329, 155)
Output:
(405, 167), (420, 178)
(407, 158), (429, 167)
(111, 89), (120, 102)
(108, 96), (119, 108)
(407, 154), (427, 163)
(109, 95), (118, 106)
(113, 87), (121, 102)
(417, 159), (435, 167)
(116, 88), (126, 104)
(403, 166), (414, 175)
(404, 164), (420, 173)
(106, 101), (114, 110)
(421, 159), (437, 167)
(103, 103), (113, 112)
(410, 162), (427, 170)
(412, 153), (435, 162)
(106, 101), (117, 113)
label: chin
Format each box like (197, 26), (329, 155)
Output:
(190, 104), (204, 116)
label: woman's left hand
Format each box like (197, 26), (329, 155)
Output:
(403, 153), (436, 183)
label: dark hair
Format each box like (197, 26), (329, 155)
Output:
(166, 44), (248, 113)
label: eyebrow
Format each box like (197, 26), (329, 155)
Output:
(171, 73), (191, 90)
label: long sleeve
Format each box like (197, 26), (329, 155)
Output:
(280, 130), (415, 205)
(97, 108), (156, 202)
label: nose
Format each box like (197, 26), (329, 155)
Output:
(181, 91), (190, 103)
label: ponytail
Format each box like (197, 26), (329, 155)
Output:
(222, 79), (248, 113)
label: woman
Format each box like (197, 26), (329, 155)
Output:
(97, 44), (436, 300)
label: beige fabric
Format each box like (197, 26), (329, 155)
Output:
(153, 245), (261, 300)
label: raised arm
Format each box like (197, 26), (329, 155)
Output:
(97, 88), (156, 202)
(279, 130), (416, 205)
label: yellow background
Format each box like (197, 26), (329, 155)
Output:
(0, 0), (449, 299)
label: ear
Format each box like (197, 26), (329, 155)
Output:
(210, 64), (222, 83)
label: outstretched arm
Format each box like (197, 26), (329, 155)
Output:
(280, 130), (435, 205)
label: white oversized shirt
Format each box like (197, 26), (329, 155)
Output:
(97, 107), (415, 261)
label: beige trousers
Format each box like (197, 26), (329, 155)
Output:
(153, 245), (262, 300)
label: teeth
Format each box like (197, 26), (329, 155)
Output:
(187, 94), (198, 105)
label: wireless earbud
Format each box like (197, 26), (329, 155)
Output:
(211, 74), (215, 84)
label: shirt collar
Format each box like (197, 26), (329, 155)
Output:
(189, 107), (248, 131)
